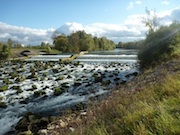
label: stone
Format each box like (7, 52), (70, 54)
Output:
(94, 76), (103, 83)
(121, 80), (127, 84)
(69, 127), (75, 132)
(38, 129), (48, 135)
(59, 120), (68, 128)
(74, 82), (82, 87)
(0, 102), (7, 108)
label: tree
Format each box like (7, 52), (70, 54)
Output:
(93, 37), (100, 50)
(68, 32), (80, 53)
(53, 35), (68, 52)
(81, 37), (95, 51)
(138, 22), (180, 68)
(117, 42), (123, 48)
(40, 42), (47, 49)
(52, 30), (116, 53)
(46, 45), (52, 54)
(7, 38), (13, 48)
(0, 43), (11, 60)
(142, 7), (161, 35)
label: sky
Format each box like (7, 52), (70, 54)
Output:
(0, 0), (180, 45)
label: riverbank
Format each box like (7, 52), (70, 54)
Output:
(37, 57), (180, 135)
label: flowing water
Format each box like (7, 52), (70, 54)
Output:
(0, 49), (139, 134)
(75, 49), (138, 63)
(28, 49), (138, 63)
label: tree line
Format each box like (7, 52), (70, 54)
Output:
(53, 31), (116, 53)
(116, 40), (144, 49)
(0, 30), (116, 60)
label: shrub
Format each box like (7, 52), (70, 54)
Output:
(138, 22), (180, 68)
(0, 44), (11, 60)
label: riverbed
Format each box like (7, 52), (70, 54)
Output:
(0, 49), (139, 135)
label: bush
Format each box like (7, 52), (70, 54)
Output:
(138, 22), (180, 68)
(0, 44), (11, 60)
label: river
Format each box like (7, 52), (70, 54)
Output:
(0, 49), (139, 134)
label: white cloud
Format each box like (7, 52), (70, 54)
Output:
(56, 7), (180, 43)
(161, 1), (170, 5)
(0, 22), (55, 45)
(158, 6), (180, 25)
(56, 21), (147, 43)
(57, 22), (84, 35)
(135, 0), (142, 5)
(0, 7), (179, 45)
(126, 1), (134, 10)
(127, 0), (142, 10)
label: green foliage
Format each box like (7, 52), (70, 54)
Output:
(0, 43), (11, 60)
(7, 38), (23, 48)
(53, 31), (116, 53)
(7, 39), (13, 48)
(46, 45), (52, 54)
(53, 35), (69, 52)
(138, 22), (180, 68)
(117, 40), (144, 49)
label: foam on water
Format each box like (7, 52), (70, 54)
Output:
(78, 54), (137, 58)
(0, 49), (139, 134)
(74, 59), (138, 63)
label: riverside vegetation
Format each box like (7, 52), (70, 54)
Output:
(0, 20), (180, 134)
(0, 30), (116, 60)
(37, 22), (180, 135)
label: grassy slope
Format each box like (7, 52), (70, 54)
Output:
(74, 57), (180, 135)
(41, 57), (180, 135)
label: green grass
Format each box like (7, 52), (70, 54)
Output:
(71, 74), (180, 135)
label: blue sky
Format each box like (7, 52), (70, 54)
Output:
(0, 0), (180, 45)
